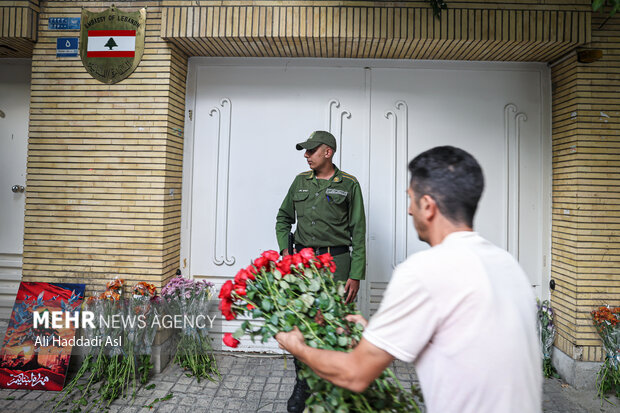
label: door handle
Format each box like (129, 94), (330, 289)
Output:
(11, 185), (25, 193)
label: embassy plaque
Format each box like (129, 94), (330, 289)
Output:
(80, 6), (146, 84)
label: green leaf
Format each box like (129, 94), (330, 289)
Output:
(283, 274), (296, 283)
(282, 324), (293, 332)
(252, 308), (263, 318)
(241, 320), (250, 330)
(300, 293), (314, 309)
(279, 280), (290, 290)
(266, 324), (279, 334)
(293, 299), (304, 312)
(285, 311), (296, 325)
(325, 332), (337, 345)
(319, 292), (329, 306)
(233, 327), (245, 340)
(337, 336), (349, 347)
(270, 314), (279, 325)
(145, 383), (156, 390)
(308, 278), (321, 292)
(261, 300), (273, 312)
(592, 0), (605, 11)
(277, 296), (288, 306)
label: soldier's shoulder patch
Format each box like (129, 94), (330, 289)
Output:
(341, 172), (359, 184)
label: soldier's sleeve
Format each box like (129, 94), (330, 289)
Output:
(348, 182), (366, 280)
(276, 179), (296, 253)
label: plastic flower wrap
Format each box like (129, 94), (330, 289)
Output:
(536, 299), (558, 378)
(130, 282), (160, 384)
(591, 305), (620, 399)
(219, 249), (422, 413)
(162, 275), (219, 382)
(53, 278), (160, 411)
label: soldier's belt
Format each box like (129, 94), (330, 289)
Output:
(295, 245), (350, 256)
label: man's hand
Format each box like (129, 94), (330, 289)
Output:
(345, 314), (368, 329)
(275, 326), (306, 355)
(344, 278), (360, 304)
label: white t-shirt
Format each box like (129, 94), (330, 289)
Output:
(363, 231), (542, 413)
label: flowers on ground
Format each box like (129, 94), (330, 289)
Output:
(162, 275), (219, 382)
(54, 278), (160, 411)
(537, 299), (559, 378)
(591, 305), (620, 399)
(219, 249), (422, 412)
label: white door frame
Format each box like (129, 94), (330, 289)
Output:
(180, 58), (553, 304)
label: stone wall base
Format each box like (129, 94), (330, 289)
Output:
(552, 346), (601, 390)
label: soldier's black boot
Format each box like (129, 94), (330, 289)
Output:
(288, 358), (310, 413)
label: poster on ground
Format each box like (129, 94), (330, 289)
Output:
(0, 282), (85, 390)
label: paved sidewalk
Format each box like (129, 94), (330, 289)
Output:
(0, 317), (618, 413)
(1, 352), (618, 413)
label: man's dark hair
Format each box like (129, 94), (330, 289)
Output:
(408, 146), (484, 227)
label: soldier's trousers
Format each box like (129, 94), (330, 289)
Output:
(331, 251), (351, 284)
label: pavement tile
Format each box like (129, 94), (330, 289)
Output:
(2, 353), (620, 413)
(256, 402), (275, 412)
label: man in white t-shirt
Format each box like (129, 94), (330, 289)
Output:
(276, 146), (542, 413)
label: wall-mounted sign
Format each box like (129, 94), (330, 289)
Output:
(56, 37), (78, 58)
(79, 6), (146, 84)
(48, 17), (81, 30)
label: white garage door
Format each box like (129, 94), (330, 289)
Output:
(181, 58), (551, 352)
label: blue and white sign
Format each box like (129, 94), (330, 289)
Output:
(49, 17), (81, 30)
(56, 37), (79, 57)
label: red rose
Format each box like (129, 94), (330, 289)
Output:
(245, 265), (257, 280)
(299, 248), (315, 263)
(247, 304), (255, 310)
(234, 286), (247, 296)
(254, 256), (269, 269)
(276, 255), (293, 275)
(223, 333), (240, 348)
(235, 269), (251, 284)
(318, 253), (334, 266)
(234, 278), (246, 290)
(291, 253), (303, 267)
(328, 261), (337, 273)
(219, 298), (236, 320)
(261, 250), (280, 262)
(218, 280), (234, 299)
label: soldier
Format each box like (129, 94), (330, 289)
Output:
(276, 130), (367, 413)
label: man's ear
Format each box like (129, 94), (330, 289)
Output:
(420, 195), (437, 220)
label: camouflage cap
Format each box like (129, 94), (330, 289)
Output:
(296, 131), (337, 152)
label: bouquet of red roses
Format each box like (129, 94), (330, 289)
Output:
(219, 249), (421, 412)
